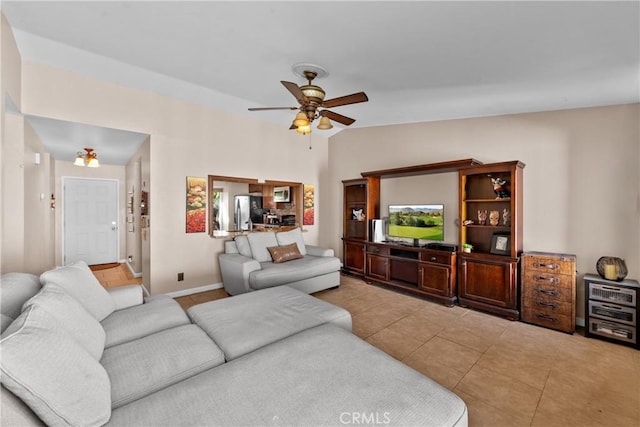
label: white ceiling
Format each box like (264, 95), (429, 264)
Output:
(2, 1), (639, 165)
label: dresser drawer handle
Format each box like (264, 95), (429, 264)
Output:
(535, 313), (558, 322)
(430, 256), (437, 261)
(535, 287), (560, 297)
(535, 300), (558, 309)
(533, 262), (559, 270)
(534, 275), (559, 284)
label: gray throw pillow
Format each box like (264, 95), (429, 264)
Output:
(247, 232), (279, 262)
(276, 227), (307, 255)
(22, 284), (106, 360)
(234, 235), (253, 258)
(0, 273), (42, 321)
(40, 261), (115, 321)
(0, 305), (111, 426)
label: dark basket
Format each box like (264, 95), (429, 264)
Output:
(596, 256), (628, 282)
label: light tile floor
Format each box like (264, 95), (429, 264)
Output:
(95, 267), (640, 427)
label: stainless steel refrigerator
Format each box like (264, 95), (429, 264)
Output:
(234, 195), (263, 230)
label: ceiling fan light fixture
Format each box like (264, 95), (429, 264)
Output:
(293, 111), (310, 127)
(296, 124), (311, 135)
(317, 116), (333, 130)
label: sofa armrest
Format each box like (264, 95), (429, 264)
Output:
(305, 245), (335, 257)
(219, 254), (261, 295)
(107, 285), (144, 311)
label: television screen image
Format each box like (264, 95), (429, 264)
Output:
(388, 204), (444, 241)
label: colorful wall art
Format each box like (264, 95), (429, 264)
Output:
(303, 184), (315, 225)
(186, 176), (207, 233)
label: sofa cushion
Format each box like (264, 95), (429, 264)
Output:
(187, 286), (351, 361)
(234, 235), (252, 258)
(40, 261), (116, 321)
(102, 324), (224, 409)
(275, 227), (307, 255)
(0, 305), (111, 427)
(0, 273), (41, 334)
(250, 255), (341, 290)
(268, 242), (303, 263)
(247, 232), (278, 262)
(22, 284), (106, 360)
(105, 324), (467, 427)
(101, 294), (190, 348)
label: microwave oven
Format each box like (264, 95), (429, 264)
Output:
(273, 186), (290, 202)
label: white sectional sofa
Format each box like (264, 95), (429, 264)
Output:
(219, 227), (341, 295)
(0, 261), (468, 427)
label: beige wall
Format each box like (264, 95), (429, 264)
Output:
(329, 104), (640, 321)
(20, 61), (330, 295)
(1, 14), (56, 274)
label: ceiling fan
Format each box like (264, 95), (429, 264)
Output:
(248, 67), (368, 134)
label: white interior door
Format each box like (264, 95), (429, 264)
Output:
(63, 178), (118, 266)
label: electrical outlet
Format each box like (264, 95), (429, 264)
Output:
(177, 272), (184, 282)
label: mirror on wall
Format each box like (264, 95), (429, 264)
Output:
(208, 175), (303, 238)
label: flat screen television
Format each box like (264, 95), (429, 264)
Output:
(388, 204), (444, 242)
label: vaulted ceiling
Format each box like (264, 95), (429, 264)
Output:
(3, 1), (639, 164)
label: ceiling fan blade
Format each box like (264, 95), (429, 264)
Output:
(248, 107), (298, 111)
(322, 92), (368, 108)
(281, 81), (308, 105)
(322, 110), (356, 126)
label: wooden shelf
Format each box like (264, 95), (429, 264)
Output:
(464, 198), (511, 203)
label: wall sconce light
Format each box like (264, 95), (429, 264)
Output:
(74, 148), (100, 168)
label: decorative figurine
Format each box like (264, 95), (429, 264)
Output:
(491, 177), (510, 199)
(477, 210), (488, 225)
(502, 208), (511, 226)
(352, 208), (365, 221)
(489, 210), (500, 226)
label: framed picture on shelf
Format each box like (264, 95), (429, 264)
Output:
(490, 233), (510, 255)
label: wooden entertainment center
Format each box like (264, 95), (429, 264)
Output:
(366, 242), (457, 306)
(342, 158), (525, 319)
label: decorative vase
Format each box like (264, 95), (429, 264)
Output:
(596, 256), (628, 282)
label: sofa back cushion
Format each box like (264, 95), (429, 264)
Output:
(234, 235), (253, 258)
(40, 261), (115, 321)
(275, 227), (307, 256)
(0, 305), (111, 426)
(22, 284), (106, 360)
(247, 232), (279, 262)
(0, 273), (42, 334)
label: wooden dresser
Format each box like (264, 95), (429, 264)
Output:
(520, 251), (576, 333)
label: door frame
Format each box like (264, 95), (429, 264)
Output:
(61, 176), (120, 266)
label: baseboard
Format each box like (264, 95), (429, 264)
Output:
(120, 261), (142, 279)
(165, 282), (224, 298)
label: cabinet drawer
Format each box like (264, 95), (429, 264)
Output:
(521, 307), (574, 332)
(522, 295), (573, 316)
(367, 245), (389, 256)
(420, 252), (451, 265)
(523, 284), (573, 303)
(523, 255), (575, 276)
(523, 270), (573, 291)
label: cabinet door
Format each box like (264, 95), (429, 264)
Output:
(343, 240), (365, 275)
(367, 254), (389, 281)
(458, 255), (518, 309)
(418, 263), (451, 296)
